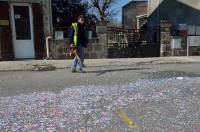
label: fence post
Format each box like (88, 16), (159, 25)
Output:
(187, 36), (189, 56)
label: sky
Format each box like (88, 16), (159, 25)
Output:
(112, 0), (147, 22)
(113, 0), (133, 22)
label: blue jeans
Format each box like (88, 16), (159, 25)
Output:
(71, 44), (84, 70)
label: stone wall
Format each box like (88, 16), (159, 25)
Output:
(160, 22), (200, 57)
(49, 26), (108, 59)
(160, 22), (172, 57)
(160, 23), (188, 57)
(49, 39), (68, 59)
(85, 37), (107, 59)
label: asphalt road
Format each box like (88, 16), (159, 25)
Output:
(0, 63), (200, 97)
(0, 63), (200, 131)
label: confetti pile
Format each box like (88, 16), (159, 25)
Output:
(0, 77), (200, 131)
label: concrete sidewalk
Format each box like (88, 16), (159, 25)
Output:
(0, 56), (200, 72)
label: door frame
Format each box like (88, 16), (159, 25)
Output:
(10, 3), (35, 59)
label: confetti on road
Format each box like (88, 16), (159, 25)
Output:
(0, 77), (200, 131)
(177, 77), (184, 80)
(117, 109), (139, 129)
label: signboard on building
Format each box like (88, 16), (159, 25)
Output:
(196, 26), (200, 35)
(187, 25), (200, 35)
(188, 25), (196, 35)
(54, 31), (64, 40)
(0, 20), (9, 26)
(187, 36), (200, 46)
(178, 24), (187, 31)
(171, 36), (181, 49)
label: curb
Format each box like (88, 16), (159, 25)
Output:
(0, 61), (198, 72)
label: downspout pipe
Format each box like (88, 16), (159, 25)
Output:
(46, 36), (53, 59)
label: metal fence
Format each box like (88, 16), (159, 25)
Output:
(106, 26), (161, 58)
(107, 27), (141, 58)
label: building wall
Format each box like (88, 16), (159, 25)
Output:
(148, 0), (200, 26)
(0, 0), (51, 36)
(148, 0), (200, 15)
(0, 0), (51, 60)
(147, 0), (200, 57)
(122, 1), (147, 29)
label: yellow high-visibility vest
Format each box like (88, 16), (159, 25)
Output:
(72, 23), (78, 47)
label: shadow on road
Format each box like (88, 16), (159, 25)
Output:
(86, 67), (150, 76)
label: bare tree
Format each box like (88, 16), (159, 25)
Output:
(84, 0), (118, 25)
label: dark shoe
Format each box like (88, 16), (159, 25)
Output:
(82, 64), (86, 68)
(71, 69), (76, 73)
(76, 69), (86, 73)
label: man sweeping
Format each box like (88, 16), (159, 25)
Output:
(68, 15), (88, 73)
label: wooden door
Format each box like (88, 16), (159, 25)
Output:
(0, 1), (14, 60)
(32, 3), (45, 59)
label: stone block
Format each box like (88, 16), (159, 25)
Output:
(93, 44), (103, 51)
(191, 51), (200, 56)
(85, 46), (93, 53)
(99, 34), (107, 44)
(96, 26), (107, 35)
(58, 47), (64, 53)
(96, 51), (107, 59)
(87, 43), (93, 49)
(95, 39), (99, 43)
(58, 54), (66, 59)
(84, 53), (90, 59)
(89, 52), (97, 59)
(102, 44), (108, 50)
(175, 50), (187, 56)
